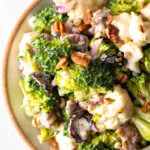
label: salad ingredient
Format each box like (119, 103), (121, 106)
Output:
(56, 56), (69, 69)
(55, 124), (76, 150)
(56, 60), (115, 97)
(77, 131), (120, 150)
(38, 128), (58, 143)
(83, 9), (93, 25)
(91, 85), (133, 132)
(66, 100), (78, 116)
(112, 13), (131, 41)
(116, 124), (140, 150)
(33, 5), (68, 33)
(100, 52), (127, 66)
(120, 42), (143, 73)
(31, 72), (52, 95)
(32, 35), (72, 75)
(140, 3), (150, 20)
(53, 21), (66, 35)
(107, 0), (149, 15)
(132, 107), (150, 141)
(71, 52), (91, 67)
(127, 73), (150, 105)
(69, 113), (92, 143)
(90, 38), (118, 59)
(55, 1), (75, 14)
(107, 24), (119, 43)
(77, 23), (89, 32)
(62, 34), (89, 52)
(20, 75), (60, 116)
(129, 12), (150, 47)
(140, 44), (150, 73)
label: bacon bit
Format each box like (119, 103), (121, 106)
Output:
(54, 21), (66, 35)
(105, 98), (115, 104)
(142, 102), (150, 113)
(139, 25), (144, 33)
(116, 128), (125, 137)
(125, 37), (131, 44)
(137, 93), (145, 100)
(48, 138), (59, 150)
(56, 56), (69, 69)
(83, 9), (93, 25)
(107, 14), (113, 24)
(117, 72), (128, 84)
(71, 52), (91, 67)
(107, 24), (119, 43)
(77, 22), (89, 32)
(59, 98), (66, 108)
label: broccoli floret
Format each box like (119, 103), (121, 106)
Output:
(90, 38), (118, 57)
(140, 44), (150, 73)
(34, 5), (68, 33)
(20, 75), (60, 116)
(77, 132), (120, 150)
(38, 128), (58, 143)
(56, 60), (115, 100)
(107, 0), (149, 15)
(132, 107), (150, 141)
(32, 35), (72, 75)
(127, 73), (150, 105)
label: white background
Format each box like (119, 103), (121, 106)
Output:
(0, 0), (32, 149)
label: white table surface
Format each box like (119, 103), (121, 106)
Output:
(0, 0), (32, 149)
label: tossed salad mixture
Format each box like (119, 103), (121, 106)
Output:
(18, 0), (150, 149)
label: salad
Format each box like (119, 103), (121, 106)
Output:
(18, 0), (150, 150)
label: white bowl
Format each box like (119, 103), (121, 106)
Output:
(2, 0), (150, 149)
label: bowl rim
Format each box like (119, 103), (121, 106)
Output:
(2, 0), (41, 150)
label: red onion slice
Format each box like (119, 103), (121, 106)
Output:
(91, 39), (102, 59)
(55, 1), (75, 14)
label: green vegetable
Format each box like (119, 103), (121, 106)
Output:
(56, 60), (115, 100)
(34, 5), (68, 32)
(20, 75), (60, 116)
(107, 0), (150, 15)
(18, 50), (40, 74)
(38, 128), (58, 143)
(127, 73), (150, 105)
(90, 38), (118, 57)
(132, 107), (150, 141)
(140, 44), (150, 73)
(77, 132), (120, 150)
(32, 35), (72, 75)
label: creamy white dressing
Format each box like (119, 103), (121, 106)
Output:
(120, 42), (143, 73)
(90, 85), (133, 132)
(129, 12), (150, 46)
(74, 118), (90, 140)
(112, 13), (131, 41)
(56, 124), (76, 150)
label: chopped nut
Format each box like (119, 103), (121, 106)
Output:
(56, 56), (69, 69)
(83, 9), (93, 25)
(139, 25), (144, 32)
(117, 72), (128, 84)
(71, 52), (91, 67)
(107, 24), (119, 43)
(54, 21), (66, 35)
(77, 22), (89, 32)
(142, 102), (150, 113)
(105, 98), (115, 104)
(107, 14), (113, 24)
(48, 138), (59, 150)
(125, 37), (131, 44)
(54, 21), (60, 32)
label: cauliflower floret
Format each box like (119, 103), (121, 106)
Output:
(90, 85), (133, 132)
(140, 3), (150, 20)
(129, 12), (150, 46)
(112, 12), (131, 41)
(55, 124), (76, 150)
(120, 42), (143, 73)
